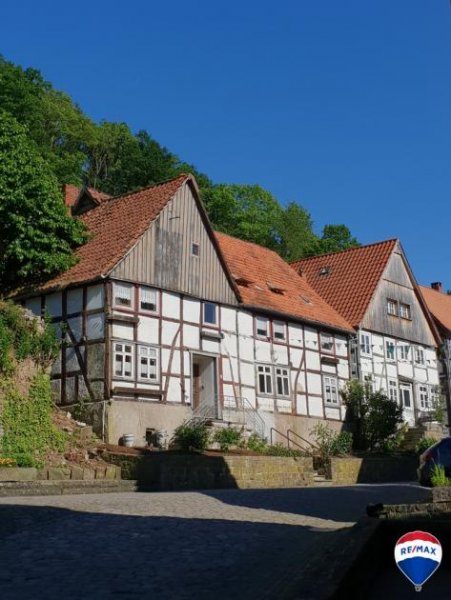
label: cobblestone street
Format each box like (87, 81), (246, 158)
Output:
(0, 484), (429, 599)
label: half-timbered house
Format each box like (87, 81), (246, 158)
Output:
(18, 174), (354, 445)
(293, 241), (441, 427)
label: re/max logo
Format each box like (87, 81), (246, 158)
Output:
(400, 545), (437, 556)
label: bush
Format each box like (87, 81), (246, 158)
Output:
(172, 422), (210, 452)
(431, 464), (451, 487)
(213, 427), (242, 452)
(0, 372), (66, 467)
(310, 423), (353, 462)
(264, 443), (305, 457)
(416, 437), (438, 455)
(342, 379), (403, 451)
(246, 433), (268, 453)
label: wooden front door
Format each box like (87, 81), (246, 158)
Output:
(192, 363), (201, 410)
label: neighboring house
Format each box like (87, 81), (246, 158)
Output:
(293, 241), (441, 427)
(17, 174), (353, 445)
(419, 282), (451, 430)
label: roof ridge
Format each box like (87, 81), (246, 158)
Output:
(292, 238), (398, 264)
(214, 231), (285, 260)
(96, 173), (190, 206)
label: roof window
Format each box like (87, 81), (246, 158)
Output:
(267, 282), (285, 295)
(319, 266), (331, 277)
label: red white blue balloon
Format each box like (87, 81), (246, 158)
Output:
(394, 531), (442, 592)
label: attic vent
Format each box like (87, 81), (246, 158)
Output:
(267, 283), (285, 295)
(319, 266), (331, 277)
(234, 277), (251, 288)
(300, 295), (313, 305)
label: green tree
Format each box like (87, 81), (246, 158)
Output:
(0, 112), (86, 293)
(316, 224), (359, 254)
(279, 202), (319, 261)
(203, 183), (284, 250)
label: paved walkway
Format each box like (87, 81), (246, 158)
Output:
(0, 484), (429, 599)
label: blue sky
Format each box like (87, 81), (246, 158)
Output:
(1, 0), (450, 287)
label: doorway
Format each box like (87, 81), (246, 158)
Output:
(191, 354), (219, 419)
(399, 383), (415, 426)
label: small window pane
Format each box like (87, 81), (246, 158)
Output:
(141, 287), (157, 312)
(256, 317), (268, 337)
(192, 243), (200, 257)
(114, 283), (133, 307)
(273, 321), (286, 341)
(203, 303), (217, 325)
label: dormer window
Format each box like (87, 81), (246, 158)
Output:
(319, 266), (331, 277)
(267, 283), (285, 295)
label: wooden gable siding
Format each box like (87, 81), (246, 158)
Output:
(111, 182), (237, 304)
(361, 244), (436, 346)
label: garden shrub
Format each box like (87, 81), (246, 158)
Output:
(0, 372), (66, 467)
(431, 464), (451, 487)
(416, 437), (439, 455)
(310, 423), (353, 462)
(172, 421), (210, 452)
(246, 433), (268, 453)
(213, 427), (242, 452)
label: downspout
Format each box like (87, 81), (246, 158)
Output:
(443, 339), (451, 435)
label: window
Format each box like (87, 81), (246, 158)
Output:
(399, 303), (411, 320)
(203, 302), (218, 325)
(415, 347), (425, 365)
(113, 342), (133, 378)
(256, 317), (269, 338)
(140, 287), (158, 313)
(320, 333), (334, 353)
(114, 282), (133, 308)
(275, 367), (290, 397)
(191, 242), (200, 257)
(323, 376), (339, 405)
(418, 385), (431, 410)
(360, 333), (371, 355)
(138, 346), (158, 381)
(385, 341), (395, 361)
(388, 380), (398, 402)
(387, 299), (398, 316)
(398, 344), (410, 361)
(257, 365), (272, 395)
(273, 321), (286, 342)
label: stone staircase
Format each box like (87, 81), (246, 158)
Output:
(400, 427), (425, 453)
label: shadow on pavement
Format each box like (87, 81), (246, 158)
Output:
(202, 483), (431, 522)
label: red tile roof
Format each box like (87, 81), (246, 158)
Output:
(216, 232), (353, 332)
(62, 184), (111, 208)
(419, 285), (451, 334)
(41, 174), (190, 291)
(292, 240), (398, 328)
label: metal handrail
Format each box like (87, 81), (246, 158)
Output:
(287, 429), (319, 451)
(270, 427), (305, 451)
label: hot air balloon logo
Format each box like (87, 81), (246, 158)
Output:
(394, 531), (442, 592)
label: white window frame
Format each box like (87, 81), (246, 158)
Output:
(418, 384), (431, 410)
(385, 340), (395, 361)
(360, 333), (372, 356)
(323, 375), (339, 406)
(320, 332), (334, 353)
(113, 341), (134, 379)
(398, 344), (410, 361)
(387, 299), (398, 316)
(138, 345), (159, 383)
(399, 303), (411, 320)
(203, 302), (218, 326)
(273, 321), (287, 342)
(256, 316), (269, 338)
(388, 379), (398, 403)
(275, 367), (290, 397)
(257, 364), (273, 395)
(414, 346), (425, 366)
(113, 282), (134, 309)
(139, 287), (158, 313)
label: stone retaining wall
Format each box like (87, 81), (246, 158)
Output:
(103, 452), (314, 490)
(326, 455), (418, 484)
(0, 465), (121, 482)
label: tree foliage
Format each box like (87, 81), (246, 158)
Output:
(0, 111), (86, 293)
(0, 53), (360, 276)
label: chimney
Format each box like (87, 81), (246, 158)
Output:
(431, 282), (443, 293)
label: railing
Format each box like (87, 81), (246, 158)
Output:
(270, 427), (305, 452)
(190, 395), (265, 439)
(287, 429), (318, 453)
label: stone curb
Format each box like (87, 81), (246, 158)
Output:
(0, 479), (137, 497)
